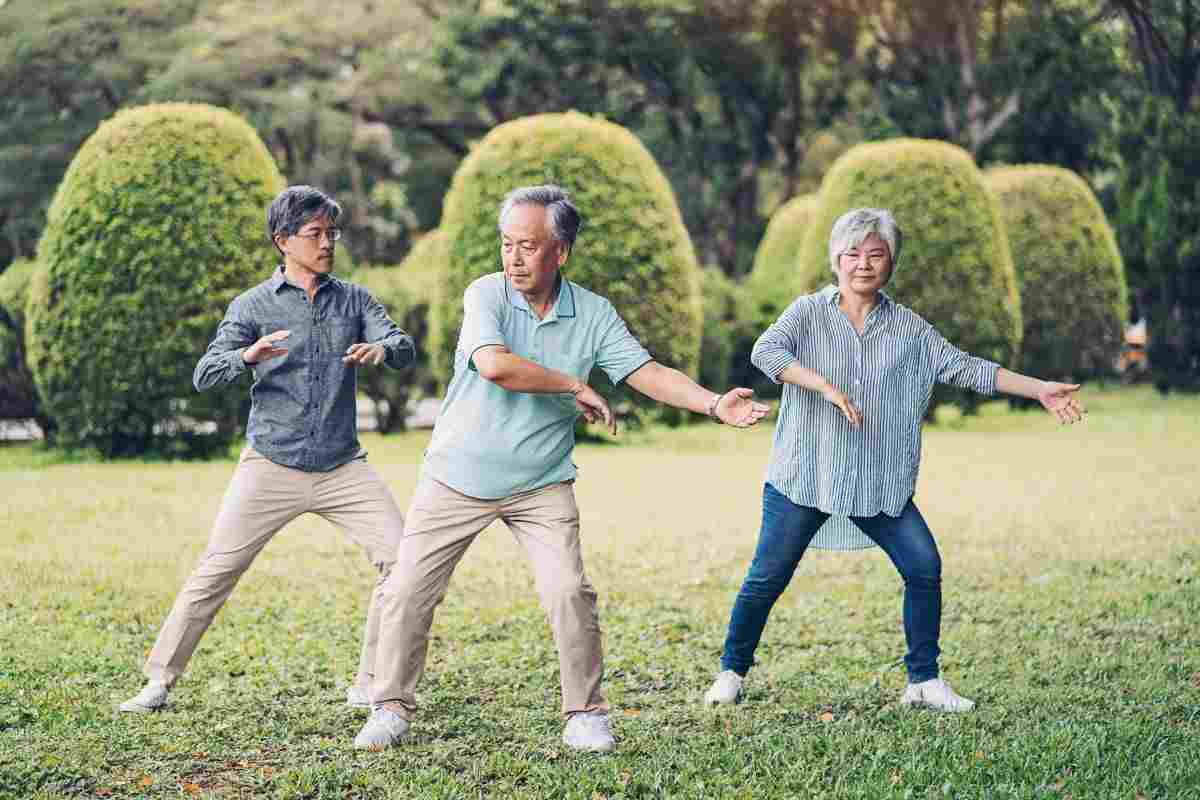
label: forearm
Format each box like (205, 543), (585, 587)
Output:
(478, 349), (582, 394)
(192, 346), (248, 392)
(995, 367), (1047, 399)
(776, 361), (836, 395)
(626, 362), (718, 414)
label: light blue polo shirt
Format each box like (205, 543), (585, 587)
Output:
(422, 272), (653, 499)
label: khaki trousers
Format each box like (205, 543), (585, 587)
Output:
(371, 477), (605, 718)
(144, 448), (404, 688)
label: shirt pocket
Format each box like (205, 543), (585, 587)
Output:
(325, 314), (361, 360)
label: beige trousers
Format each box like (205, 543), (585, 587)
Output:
(143, 448), (404, 688)
(371, 477), (605, 718)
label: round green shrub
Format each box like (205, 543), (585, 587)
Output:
(697, 266), (757, 393)
(0, 259), (47, 424)
(27, 102), (285, 456)
(745, 193), (818, 336)
(430, 111), (703, 392)
(798, 138), (1022, 412)
(985, 165), (1128, 380)
(353, 230), (444, 433)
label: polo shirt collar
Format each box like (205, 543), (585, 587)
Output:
(504, 274), (576, 319)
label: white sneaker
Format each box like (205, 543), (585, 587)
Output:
(353, 707), (411, 750)
(703, 670), (744, 706)
(562, 711), (615, 752)
(346, 686), (370, 709)
(119, 681), (169, 713)
(901, 678), (975, 712)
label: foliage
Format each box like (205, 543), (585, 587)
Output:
(799, 138), (1022, 413)
(1112, 95), (1200, 391)
(431, 111), (703, 396)
(697, 266), (756, 394)
(26, 102), (285, 457)
(985, 165), (1128, 383)
(745, 194), (819, 338)
(351, 231), (445, 433)
(0, 259), (49, 426)
(434, 0), (859, 275)
(1, 385), (1199, 798)
(0, 0), (201, 267)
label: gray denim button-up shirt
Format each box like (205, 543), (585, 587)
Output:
(193, 266), (415, 472)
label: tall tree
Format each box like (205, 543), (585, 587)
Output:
(0, 0), (200, 269)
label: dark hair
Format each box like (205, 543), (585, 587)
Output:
(267, 185), (342, 253)
(497, 185), (582, 251)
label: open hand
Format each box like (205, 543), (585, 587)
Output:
(1037, 382), (1084, 424)
(571, 382), (616, 436)
(715, 388), (770, 427)
(821, 384), (862, 428)
(343, 343), (386, 367)
(243, 330), (290, 365)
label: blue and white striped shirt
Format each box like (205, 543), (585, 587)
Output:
(752, 285), (999, 550)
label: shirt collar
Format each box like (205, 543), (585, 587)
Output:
(271, 264), (339, 294)
(823, 283), (893, 310)
(504, 274), (576, 319)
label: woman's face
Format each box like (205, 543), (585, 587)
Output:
(835, 232), (893, 295)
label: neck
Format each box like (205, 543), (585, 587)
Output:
(837, 286), (880, 319)
(283, 260), (322, 298)
(521, 278), (560, 320)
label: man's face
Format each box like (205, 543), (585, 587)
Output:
(277, 214), (338, 275)
(500, 204), (567, 297)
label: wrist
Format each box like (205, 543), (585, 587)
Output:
(706, 391), (725, 422)
(569, 380), (587, 396)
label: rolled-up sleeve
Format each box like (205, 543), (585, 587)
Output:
(460, 280), (508, 371)
(927, 326), (999, 395)
(594, 301), (653, 385)
(361, 290), (415, 370)
(751, 299), (808, 384)
(193, 298), (254, 392)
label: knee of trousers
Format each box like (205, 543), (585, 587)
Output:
(537, 574), (598, 611)
(740, 570), (792, 600)
(901, 570), (942, 590)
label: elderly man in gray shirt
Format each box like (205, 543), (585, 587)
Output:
(120, 185), (415, 714)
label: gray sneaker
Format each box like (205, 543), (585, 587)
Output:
(562, 711), (615, 752)
(119, 681), (169, 713)
(703, 670), (744, 706)
(346, 686), (370, 709)
(901, 678), (975, 712)
(354, 707), (411, 750)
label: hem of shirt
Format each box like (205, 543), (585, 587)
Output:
(247, 438), (365, 473)
(422, 462), (577, 501)
(611, 355), (655, 386)
(764, 480), (908, 519)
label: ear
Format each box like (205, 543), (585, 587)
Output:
(273, 232), (288, 254)
(557, 243), (570, 267)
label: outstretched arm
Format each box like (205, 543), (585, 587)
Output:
(995, 368), (1085, 424)
(624, 361), (769, 427)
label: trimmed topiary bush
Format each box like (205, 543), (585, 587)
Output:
(353, 230), (444, 433)
(745, 193), (819, 338)
(798, 138), (1022, 412)
(430, 111), (703, 395)
(985, 165), (1128, 381)
(697, 266), (756, 394)
(27, 102), (285, 456)
(0, 259), (49, 427)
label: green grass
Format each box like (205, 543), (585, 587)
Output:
(1, 384), (1198, 799)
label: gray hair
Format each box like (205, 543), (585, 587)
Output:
(497, 185), (582, 252)
(828, 208), (902, 276)
(268, 185), (342, 253)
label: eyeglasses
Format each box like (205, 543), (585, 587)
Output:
(294, 227), (343, 242)
(840, 250), (888, 267)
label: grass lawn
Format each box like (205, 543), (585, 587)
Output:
(1, 384), (1197, 799)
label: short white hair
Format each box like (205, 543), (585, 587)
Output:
(828, 208), (902, 276)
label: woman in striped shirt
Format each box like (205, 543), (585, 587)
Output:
(704, 207), (1085, 711)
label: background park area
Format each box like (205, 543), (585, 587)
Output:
(1, 386), (1199, 798)
(3, 0), (1200, 797)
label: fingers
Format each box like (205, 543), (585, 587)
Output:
(843, 399), (863, 428)
(342, 343), (384, 365)
(266, 329), (291, 343)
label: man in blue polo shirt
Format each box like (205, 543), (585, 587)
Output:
(353, 185), (769, 752)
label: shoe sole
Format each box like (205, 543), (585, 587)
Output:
(118, 702), (166, 714)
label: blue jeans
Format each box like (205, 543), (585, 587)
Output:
(720, 483), (943, 683)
